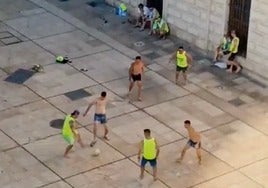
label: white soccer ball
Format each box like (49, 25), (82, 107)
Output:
(92, 148), (101, 156)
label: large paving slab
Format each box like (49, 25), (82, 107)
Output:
(0, 70), (40, 111)
(0, 100), (64, 145)
(0, 41), (54, 72)
(145, 95), (235, 137)
(240, 158), (268, 187)
(0, 147), (59, 188)
(202, 120), (268, 168)
(48, 85), (137, 126)
(34, 30), (111, 58)
(87, 111), (183, 157)
(25, 63), (97, 98)
(0, 131), (18, 152)
(0, 0), (39, 20)
(42, 181), (72, 188)
(193, 171), (262, 188)
(66, 159), (168, 188)
(130, 140), (232, 188)
(104, 70), (189, 108)
(73, 49), (132, 83)
(5, 12), (75, 40)
(25, 128), (125, 178)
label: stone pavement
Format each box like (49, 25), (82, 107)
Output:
(0, 0), (268, 188)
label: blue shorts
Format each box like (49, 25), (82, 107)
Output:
(141, 157), (157, 168)
(94, 113), (107, 124)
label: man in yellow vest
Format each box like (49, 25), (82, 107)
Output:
(138, 129), (159, 181)
(226, 30), (242, 73)
(169, 46), (192, 85)
(62, 110), (84, 158)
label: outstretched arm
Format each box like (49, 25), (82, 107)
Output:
(83, 101), (95, 116)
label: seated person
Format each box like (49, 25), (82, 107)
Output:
(226, 30), (241, 73)
(147, 7), (160, 34)
(213, 33), (231, 62)
(151, 18), (170, 39)
(135, 3), (150, 31)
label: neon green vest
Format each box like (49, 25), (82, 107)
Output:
(143, 138), (156, 160)
(62, 115), (74, 137)
(230, 37), (239, 53)
(176, 51), (187, 67)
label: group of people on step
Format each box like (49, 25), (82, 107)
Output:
(213, 30), (242, 73)
(134, 3), (169, 39)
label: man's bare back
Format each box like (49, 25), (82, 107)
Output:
(94, 97), (107, 114)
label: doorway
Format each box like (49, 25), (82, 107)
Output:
(228, 0), (251, 57)
(147, 0), (163, 16)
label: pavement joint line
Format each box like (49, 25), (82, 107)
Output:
(0, 9), (48, 22)
(0, 129), (75, 188)
(31, 28), (77, 41)
(69, 48), (112, 60)
(37, 179), (63, 188)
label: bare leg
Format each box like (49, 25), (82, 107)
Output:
(137, 81), (142, 101)
(153, 166), (157, 181)
(103, 124), (109, 140)
(196, 148), (202, 165)
(76, 134), (84, 148)
(213, 47), (220, 62)
(64, 145), (73, 158)
(177, 145), (189, 163)
(140, 18), (146, 30)
(90, 123), (97, 147)
(175, 71), (180, 84)
(182, 71), (187, 85)
(226, 61), (233, 72)
(128, 81), (134, 96)
(140, 166), (145, 179)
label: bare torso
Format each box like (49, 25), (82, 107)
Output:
(94, 98), (107, 114)
(187, 127), (201, 143)
(131, 61), (144, 75)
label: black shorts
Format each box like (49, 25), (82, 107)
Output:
(131, 74), (141, 82)
(176, 66), (188, 72)
(228, 52), (238, 61)
(187, 139), (201, 148)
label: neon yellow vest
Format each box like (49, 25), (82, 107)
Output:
(230, 37), (239, 53)
(176, 51), (187, 67)
(62, 115), (74, 137)
(143, 138), (156, 160)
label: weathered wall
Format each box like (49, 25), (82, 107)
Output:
(244, 0), (268, 79)
(164, 0), (229, 52)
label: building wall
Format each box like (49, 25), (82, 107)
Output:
(164, 0), (229, 52)
(244, 0), (268, 79)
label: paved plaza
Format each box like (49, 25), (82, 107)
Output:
(1, 0), (268, 187)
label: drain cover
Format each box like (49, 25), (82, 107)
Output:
(134, 41), (145, 47)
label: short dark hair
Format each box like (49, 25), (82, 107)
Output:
(101, 91), (107, 97)
(144, 129), (151, 134)
(178, 46), (184, 50)
(135, 56), (141, 60)
(71, 110), (80, 116)
(138, 3), (144, 8)
(184, 120), (191, 124)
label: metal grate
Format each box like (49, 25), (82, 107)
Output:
(4, 69), (35, 84)
(228, 0), (252, 57)
(0, 31), (22, 46)
(64, 89), (91, 101)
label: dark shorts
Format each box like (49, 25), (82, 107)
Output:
(141, 157), (157, 167)
(131, 74), (141, 82)
(176, 66), (188, 72)
(94, 113), (107, 124)
(228, 52), (238, 61)
(187, 139), (201, 148)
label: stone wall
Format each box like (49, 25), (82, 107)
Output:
(245, 0), (268, 79)
(164, 0), (229, 52)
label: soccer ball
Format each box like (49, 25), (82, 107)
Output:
(92, 148), (101, 157)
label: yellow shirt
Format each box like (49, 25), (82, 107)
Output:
(230, 37), (239, 53)
(176, 51), (187, 67)
(143, 138), (156, 160)
(62, 115), (74, 137)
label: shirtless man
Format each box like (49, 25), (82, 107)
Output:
(83, 91), (109, 147)
(177, 120), (202, 164)
(128, 56), (145, 101)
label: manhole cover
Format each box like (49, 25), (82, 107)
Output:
(134, 41), (145, 47)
